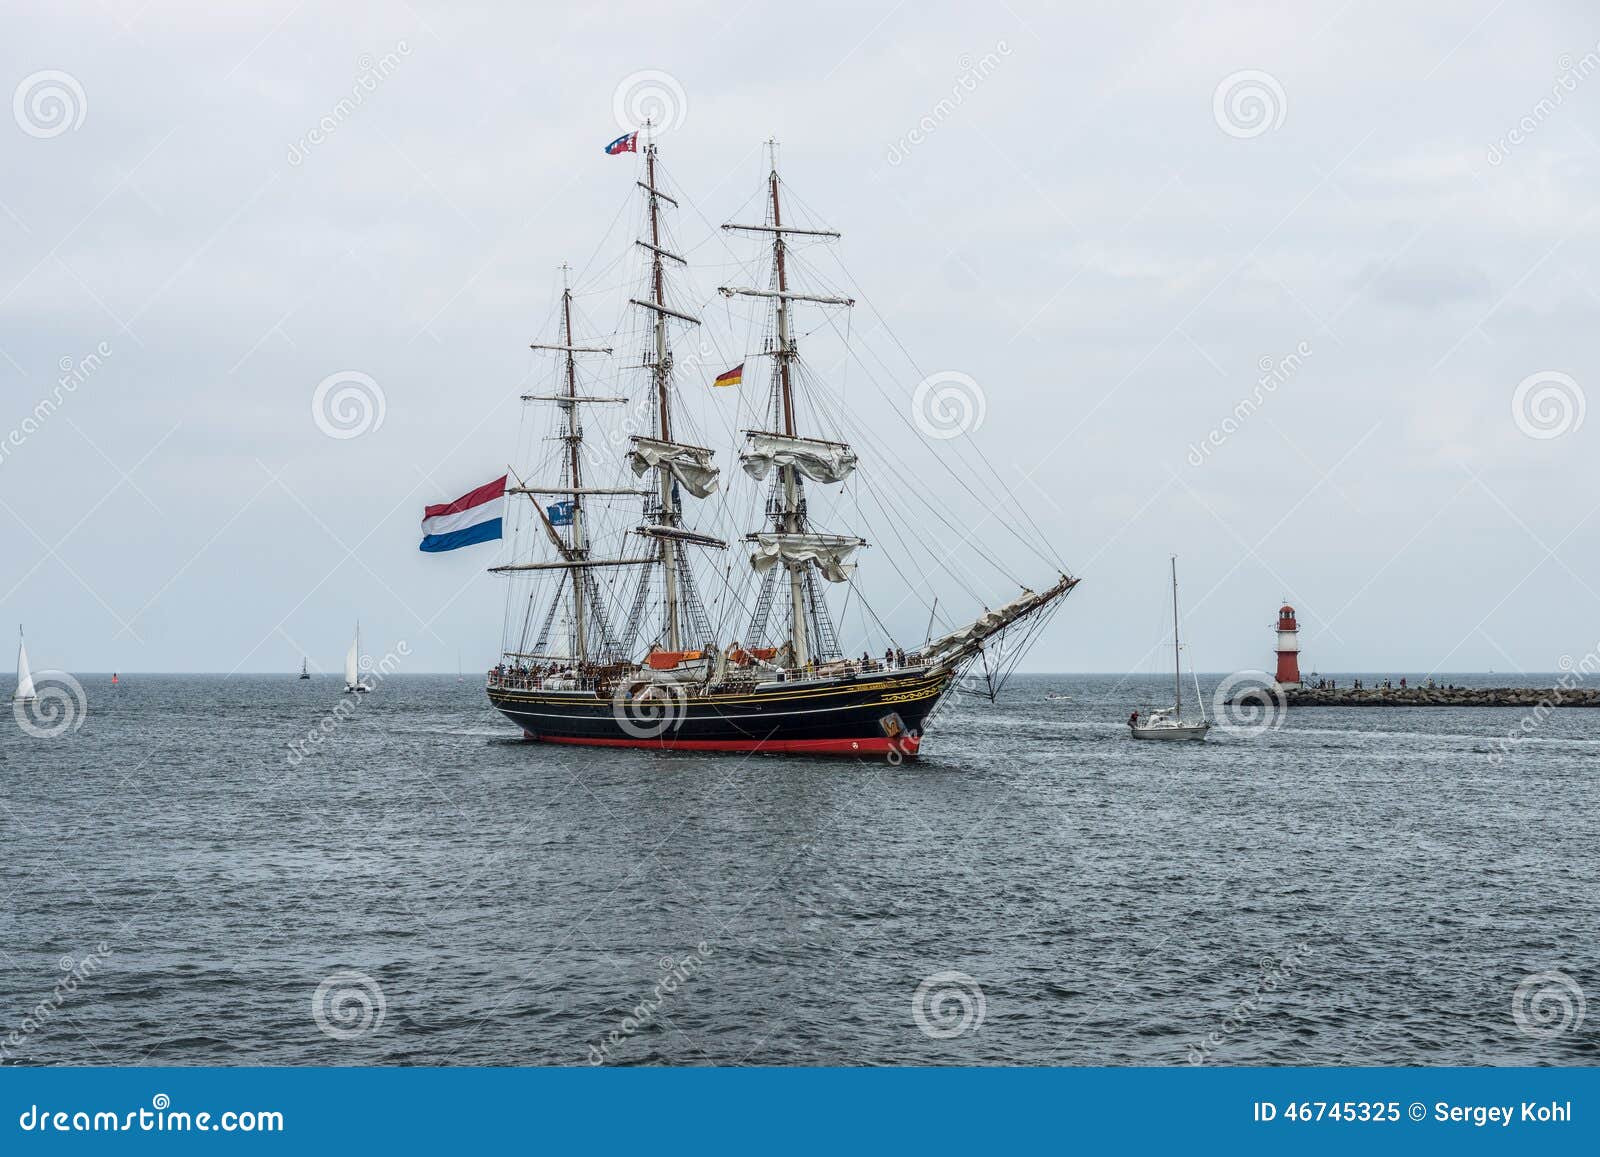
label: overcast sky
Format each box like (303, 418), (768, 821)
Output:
(3, 0), (1599, 676)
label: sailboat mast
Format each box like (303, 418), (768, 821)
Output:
(768, 157), (809, 668)
(645, 136), (681, 652)
(1171, 556), (1181, 719)
(559, 265), (588, 663)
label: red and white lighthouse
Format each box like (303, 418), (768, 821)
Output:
(1274, 603), (1302, 688)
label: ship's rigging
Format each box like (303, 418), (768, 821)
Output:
(488, 132), (1076, 754)
(718, 157), (862, 668)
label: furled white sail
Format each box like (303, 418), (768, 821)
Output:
(749, 533), (866, 583)
(922, 581), (1077, 663)
(15, 632), (35, 702)
(627, 437), (720, 499)
(739, 432), (857, 485)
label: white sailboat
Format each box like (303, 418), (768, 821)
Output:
(1129, 557), (1210, 742)
(14, 626), (36, 704)
(344, 624), (369, 694)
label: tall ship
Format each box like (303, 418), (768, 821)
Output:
(486, 133), (1077, 757)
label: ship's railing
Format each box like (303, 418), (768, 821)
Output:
(487, 649), (930, 693)
(486, 667), (600, 693)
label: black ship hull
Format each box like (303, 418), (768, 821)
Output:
(487, 666), (953, 757)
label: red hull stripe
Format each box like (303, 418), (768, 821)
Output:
(524, 733), (921, 756)
(424, 475), (507, 520)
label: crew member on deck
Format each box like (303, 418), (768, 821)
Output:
(1128, 710), (1139, 727)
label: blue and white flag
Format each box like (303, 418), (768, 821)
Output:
(547, 500), (575, 527)
(420, 475), (506, 553)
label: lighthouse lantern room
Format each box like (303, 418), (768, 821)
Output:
(1274, 603), (1302, 689)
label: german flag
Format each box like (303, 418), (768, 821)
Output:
(713, 363), (743, 388)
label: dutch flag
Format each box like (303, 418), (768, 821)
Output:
(419, 475), (507, 553)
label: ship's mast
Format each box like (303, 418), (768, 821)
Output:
(495, 134), (716, 660)
(645, 137), (681, 652)
(768, 160), (809, 667)
(560, 265), (587, 662)
(512, 266), (620, 663)
(720, 141), (856, 670)
(1171, 555), (1182, 720)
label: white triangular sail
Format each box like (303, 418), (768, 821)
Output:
(749, 533), (866, 584)
(15, 630), (35, 702)
(739, 432), (857, 485)
(344, 632), (360, 690)
(627, 437), (720, 499)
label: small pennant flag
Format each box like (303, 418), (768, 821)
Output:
(420, 475), (506, 552)
(713, 363), (744, 388)
(604, 131), (639, 156)
(546, 500), (576, 527)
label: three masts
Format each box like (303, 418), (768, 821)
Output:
(485, 135), (1076, 755)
